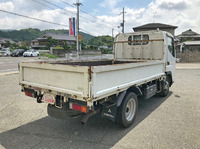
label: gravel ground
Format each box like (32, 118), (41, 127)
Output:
(0, 65), (200, 149)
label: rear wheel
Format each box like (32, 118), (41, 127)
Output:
(116, 92), (138, 128)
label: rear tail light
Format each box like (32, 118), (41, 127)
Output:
(70, 103), (88, 113)
(25, 91), (35, 97)
(24, 88), (35, 98)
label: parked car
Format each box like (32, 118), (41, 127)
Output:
(11, 49), (25, 57)
(23, 49), (39, 57)
(0, 48), (11, 56)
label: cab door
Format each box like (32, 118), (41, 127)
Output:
(166, 35), (176, 83)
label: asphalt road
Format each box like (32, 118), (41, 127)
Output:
(0, 57), (36, 73)
(0, 64), (200, 148)
(0, 55), (113, 74)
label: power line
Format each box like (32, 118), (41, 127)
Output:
(42, 0), (77, 15)
(42, 0), (114, 30)
(60, 0), (120, 30)
(33, 0), (121, 36)
(43, 0), (68, 11)
(33, 0), (54, 10)
(33, 0), (70, 16)
(0, 9), (68, 27)
(33, 0), (105, 35)
(33, 0), (102, 29)
(80, 9), (119, 28)
(79, 28), (96, 37)
(60, 0), (75, 8)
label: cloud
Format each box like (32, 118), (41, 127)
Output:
(158, 0), (187, 10)
(100, 0), (122, 9)
(0, 1), (14, 11)
(145, 0), (200, 34)
(0, 0), (200, 37)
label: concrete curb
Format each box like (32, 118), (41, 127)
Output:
(176, 68), (200, 70)
(0, 71), (19, 76)
(176, 63), (200, 70)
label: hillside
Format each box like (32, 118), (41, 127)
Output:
(88, 35), (114, 48)
(0, 28), (114, 48)
(0, 28), (94, 44)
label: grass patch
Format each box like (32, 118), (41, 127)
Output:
(40, 53), (58, 58)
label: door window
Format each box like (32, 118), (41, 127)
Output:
(167, 36), (175, 57)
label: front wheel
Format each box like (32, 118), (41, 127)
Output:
(116, 92), (138, 128)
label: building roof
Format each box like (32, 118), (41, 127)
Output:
(43, 33), (76, 41)
(0, 38), (15, 44)
(177, 29), (200, 37)
(31, 45), (46, 48)
(178, 41), (200, 46)
(133, 23), (178, 31)
(183, 41), (200, 46)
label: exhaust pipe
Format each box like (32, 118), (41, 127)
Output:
(81, 108), (100, 124)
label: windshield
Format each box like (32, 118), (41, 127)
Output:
(1, 48), (8, 51)
(13, 49), (20, 52)
(26, 49), (33, 52)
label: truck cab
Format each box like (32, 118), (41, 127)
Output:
(114, 30), (176, 86)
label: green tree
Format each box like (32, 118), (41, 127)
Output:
(4, 41), (11, 48)
(70, 43), (76, 50)
(62, 41), (69, 49)
(80, 41), (87, 50)
(19, 45), (28, 50)
(46, 37), (59, 50)
(87, 35), (114, 48)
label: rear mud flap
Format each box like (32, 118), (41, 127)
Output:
(101, 102), (117, 122)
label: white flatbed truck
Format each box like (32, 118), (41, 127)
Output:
(19, 30), (176, 127)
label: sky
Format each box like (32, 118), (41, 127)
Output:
(0, 0), (199, 36)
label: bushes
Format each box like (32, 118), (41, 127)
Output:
(40, 53), (58, 58)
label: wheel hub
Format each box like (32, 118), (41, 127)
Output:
(125, 98), (136, 122)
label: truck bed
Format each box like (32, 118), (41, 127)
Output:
(19, 59), (165, 105)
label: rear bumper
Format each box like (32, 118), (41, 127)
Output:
(47, 104), (82, 119)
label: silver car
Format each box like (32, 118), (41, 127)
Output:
(0, 48), (11, 56)
(23, 49), (39, 57)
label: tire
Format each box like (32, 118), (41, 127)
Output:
(116, 92), (138, 128)
(166, 75), (172, 87)
(160, 80), (169, 97)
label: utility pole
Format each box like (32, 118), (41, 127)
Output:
(120, 7), (126, 33)
(122, 7), (125, 33)
(112, 28), (114, 37)
(74, 0), (82, 53)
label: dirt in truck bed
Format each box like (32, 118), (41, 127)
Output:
(50, 60), (146, 66)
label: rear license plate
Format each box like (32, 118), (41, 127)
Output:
(42, 93), (55, 105)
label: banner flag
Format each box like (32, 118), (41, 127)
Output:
(69, 17), (76, 36)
